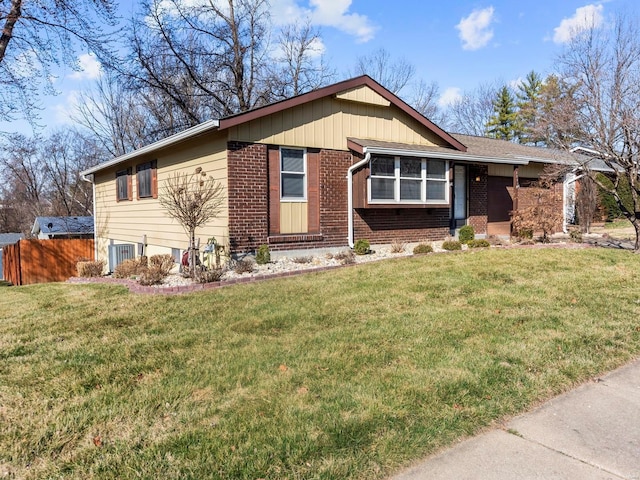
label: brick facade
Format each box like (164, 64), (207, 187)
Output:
(226, 141), (521, 253)
(468, 164), (488, 234)
(354, 208), (450, 243)
(227, 141), (269, 253)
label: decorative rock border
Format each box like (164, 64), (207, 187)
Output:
(67, 241), (597, 296)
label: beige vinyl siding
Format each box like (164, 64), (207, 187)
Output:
(94, 133), (229, 264)
(229, 89), (446, 150)
(488, 163), (545, 178)
(334, 85), (391, 107)
(280, 202), (308, 234)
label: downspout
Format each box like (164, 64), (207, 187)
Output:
(347, 152), (371, 248)
(81, 172), (98, 261)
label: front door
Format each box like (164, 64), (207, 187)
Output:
(487, 176), (514, 235)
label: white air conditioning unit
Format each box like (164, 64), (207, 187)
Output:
(108, 244), (135, 272)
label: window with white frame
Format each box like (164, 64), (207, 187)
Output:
(280, 147), (306, 200)
(369, 155), (448, 204)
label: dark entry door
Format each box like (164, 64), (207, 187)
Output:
(487, 176), (513, 236)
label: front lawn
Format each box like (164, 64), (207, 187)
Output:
(1, 247), (639, 479)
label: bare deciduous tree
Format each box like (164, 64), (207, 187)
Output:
(351, 48), (415, 95)
(159, 168), (225, 278)
(0, 0), (117, 124)
(446, 82), (499, 135)
(556, 13), (640, 250)
(268, 19), (335, 99)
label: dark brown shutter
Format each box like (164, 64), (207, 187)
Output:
(268, 148), (280, 235)
(127, 167), (133, 201)
(151, 160), (158, 199)
(307, 151), (320, 233)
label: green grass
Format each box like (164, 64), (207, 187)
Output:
(1, 248), (640, 479)
(604, 218), (632, 229)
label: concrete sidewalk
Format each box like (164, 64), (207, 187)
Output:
(392, 358), (640, 480)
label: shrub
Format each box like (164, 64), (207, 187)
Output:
(333, 249), (355, 265)
(234, 258), (255, 274)
(353, 239), (370, 255)
(458, 225), (475, 244)
(138, 266), (166, 286)
(76, 260), (104, 277)
(256, 244), (271, 265)
(442, 240), (462, 251)
(292, 256), (313, 264)
(413, 243), (433, 254)
(390, 240), (406, 253)
(468, 239), (490, 248)
(569, 229), (583, 243)
(113, 258), (146, 278)
(197, 268), (224, 283)
(149, 254), (175, 276)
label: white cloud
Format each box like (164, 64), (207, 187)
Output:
(438, 87), (462, 108)
(456, 6), (495, 51)
(270, 0), (376, 43)
(69, 53), (102, 81)
(553, 4), (604, 44)
(509, 77), (523, 90)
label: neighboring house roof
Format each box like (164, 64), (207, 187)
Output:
(32, 216), (94, 236)
(0, 233), (23, 248)
(81, 76), (466, 177)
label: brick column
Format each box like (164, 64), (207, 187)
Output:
(468, 164), (488, 234)
(227, 142), (269, 253)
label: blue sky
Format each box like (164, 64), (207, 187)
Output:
(2, 0), (631, 135)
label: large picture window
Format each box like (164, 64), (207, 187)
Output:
(280, 148), (306, 200)
(369, 155), (448, 204)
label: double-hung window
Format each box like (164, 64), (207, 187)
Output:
(369, 155), (448, 204)
(280, 148), (306, 200)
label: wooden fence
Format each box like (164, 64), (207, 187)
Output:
(2, 239), (94, 286)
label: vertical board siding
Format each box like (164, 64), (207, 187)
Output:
(3, 239), (94, 285)
(229, 92), (446, 151)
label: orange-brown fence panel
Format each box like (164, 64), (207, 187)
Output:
(3, 239), (94, 286)
(2, 242), (21, 285)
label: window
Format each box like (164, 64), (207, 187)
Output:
(280, 148), (306, 200)
(116, 168), (132, 201)
(369, 155), (448, 204)
(136, 160), (157, 199)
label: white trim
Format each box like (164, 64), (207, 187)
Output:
(279, 147), (307, 202)
(363, 146), (529, 165)
(81, 119), (220, 176)
(368, 155), (449, 205)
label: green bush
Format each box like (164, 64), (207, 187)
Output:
(467, 239), (490, 248)
(255, 244), (271, 265)
(569, 229), (583, 243)
(413, 243), (433, 254)
(353, 239), (370, 255)
(442, 240), (462, 251)
(458, 225), (475, 244)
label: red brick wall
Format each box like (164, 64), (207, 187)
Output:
(227, 142), (479, 253)
(468, 165), (488, 234)
(354, 208), (450, 243)
(227, 141), (269, 253)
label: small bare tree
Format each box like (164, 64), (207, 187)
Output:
(159, 168), (225, 278)
(555, 13), (640, 250)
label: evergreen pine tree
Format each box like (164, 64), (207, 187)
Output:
(516, 70), (543, 145)
(486, 85), (518, 141)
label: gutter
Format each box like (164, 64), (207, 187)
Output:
(81, 119), (220, 177)
(346, 153), (371, 248)
(362, 146), (530, 165)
